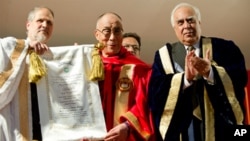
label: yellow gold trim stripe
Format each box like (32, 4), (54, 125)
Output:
(0, 39), (26, 87)
(114, 64), (135, 126)
(159, 73), (183, 139)
(215, 66), (244, 124)
(202, 38), (243, 125)
(12, 39), (30, 141)
(18, 64), (29, 141)
(202, 38), (243, 141)
(123, 111), (151, 140)
(202, 38), (213, 61)
(204, 88), (215, 141)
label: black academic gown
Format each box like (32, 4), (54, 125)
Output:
(148, 36), (247, 141)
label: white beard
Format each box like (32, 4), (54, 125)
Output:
(35, 33), (46, 43)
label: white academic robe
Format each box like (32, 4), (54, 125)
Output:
(0, 37), (31, 141)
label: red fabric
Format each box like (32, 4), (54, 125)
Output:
(99, 47), (155, 141)
(244, 70), (250, 124)
(244, 87), (250, 124)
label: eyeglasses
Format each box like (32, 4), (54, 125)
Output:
(123, 45), (140, 51)
(96, 28), (123, 37)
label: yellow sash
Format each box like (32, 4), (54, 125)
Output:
(114, 64), (135, 126)
(115, 64), (151, 140)
(15, 40), (30, 141)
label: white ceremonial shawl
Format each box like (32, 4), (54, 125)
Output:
(0, 37), (31, 141)
(36, 45), (106, 141)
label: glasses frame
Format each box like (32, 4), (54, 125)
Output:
(96, 28), (123, 37)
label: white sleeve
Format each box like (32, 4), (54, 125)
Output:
(0, 37), (17, 72)
(0, 37), (28, 110)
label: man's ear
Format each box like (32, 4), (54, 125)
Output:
(26, 21), (30, 31)
(94, 30), (99, 40)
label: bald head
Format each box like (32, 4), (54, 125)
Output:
(94, 12), (124, 57)
(96, 12), (122, 29)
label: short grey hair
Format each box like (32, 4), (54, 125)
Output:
(27, 6), (54, 21)
(170, 3), (201, 27)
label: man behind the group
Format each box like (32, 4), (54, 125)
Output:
(93, 12), (155, 141)
(122, 32), (141, 58)
(0, 6), (54, 141)
(148, 2), (247, 141)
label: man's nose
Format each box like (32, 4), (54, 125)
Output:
(41, 21), (49, 27)
(129, 51), (135, 55)
(108, 32), (116, 39)
(184, 21), (192, 28)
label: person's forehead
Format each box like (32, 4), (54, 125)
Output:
(174, 6), (195, 19)
(98, 14), (122, 28)
(123, 37), (139, 44)
(34, 9), (54, 20)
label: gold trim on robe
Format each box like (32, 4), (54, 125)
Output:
(0, 40), (25, 87)
(204, 88), (215, 141)
(159, 73), (183, 139)
(15, 39), (30, 141)
(114, 64), (135, 126)
(0, 39), (30, 141)
(123, 111), (151, 140)
(158, 38), (244, 141)
(18, 62), (30, 141)
(115, 64), (151, 140)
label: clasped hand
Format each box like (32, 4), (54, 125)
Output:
(185, 50), (211, 81)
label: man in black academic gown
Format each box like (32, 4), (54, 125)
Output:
(148, 2), (247, 141)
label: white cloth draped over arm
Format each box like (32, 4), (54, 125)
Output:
(0, 37), (31, 141)
(0, 37), (29, 110)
